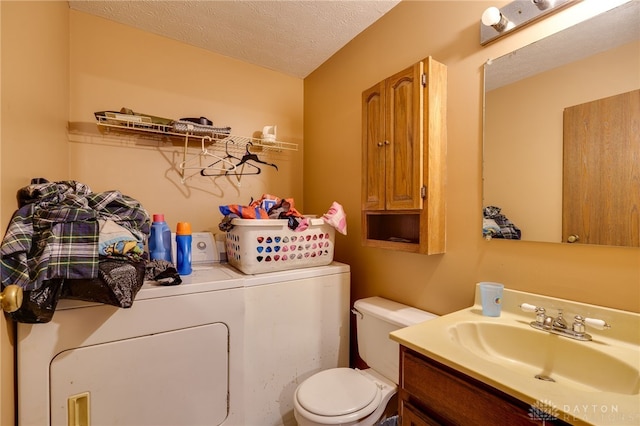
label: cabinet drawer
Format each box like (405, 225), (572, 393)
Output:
(401, 399), (442, 426)
(401, 349), (568, 425)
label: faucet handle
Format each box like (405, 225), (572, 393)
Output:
(584, 317), (611, 330)
(572, 315), (587, 337)
(572, 315), (611, 337)
(520, 303), (547, 326)
(520, 303), (540, 313)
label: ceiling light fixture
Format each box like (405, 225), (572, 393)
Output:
(480, 0), (578, 45)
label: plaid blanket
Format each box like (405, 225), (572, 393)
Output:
(1, 179), (150, 291)
(483, 206), (522, 240)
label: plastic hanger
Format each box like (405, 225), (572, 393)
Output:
(200, 138), (259, 177)
(204, 139), (260, 186)
(180, 137), (236, 173)
(235, 142), (279, 171)
(200, 137), (240, 171)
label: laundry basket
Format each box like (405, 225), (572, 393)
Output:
(225, 218), (335, 274)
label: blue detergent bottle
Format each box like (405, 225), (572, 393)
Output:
(176, 222), (192, 275)
(149, 214), (173, 262)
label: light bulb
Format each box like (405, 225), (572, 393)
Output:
(481, 6), (510, 32)
(481, 7), (502, 26)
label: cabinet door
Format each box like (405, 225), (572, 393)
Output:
(385, 63), (424, 210)
(562, 89), (640, 247)
(362, 81), (386, 210)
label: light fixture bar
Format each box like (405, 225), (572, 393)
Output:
(480, 0), (578, 45)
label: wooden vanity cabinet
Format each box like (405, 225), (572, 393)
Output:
(361, 57), (446, 254)
(398, 346), (571, 426)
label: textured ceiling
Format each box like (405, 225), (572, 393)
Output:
(485, 1), (640, 91)
(68, 0), (401, 78)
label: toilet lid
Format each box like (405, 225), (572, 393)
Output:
(296, 368), (379, 417)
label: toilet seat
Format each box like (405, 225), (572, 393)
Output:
(297, 368), (380, 417)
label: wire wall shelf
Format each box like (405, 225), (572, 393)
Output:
(95, 114), (299, 152)
(95, 112), (298, 183)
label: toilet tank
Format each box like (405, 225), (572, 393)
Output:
(354, 297), (437, 384)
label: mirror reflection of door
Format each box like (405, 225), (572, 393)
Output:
(562, 89), (640, 247)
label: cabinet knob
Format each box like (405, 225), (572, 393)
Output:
(384, 140), (390, 145)
(377, 142), (384, 147)
(1, 285), (23, 313)
(567, 234), (580, 243)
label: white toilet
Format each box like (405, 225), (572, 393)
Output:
(293, 296), (437, 426)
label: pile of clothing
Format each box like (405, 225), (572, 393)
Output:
(0, 179), (150, 323)
(219, 194), (347, 235)
(482, 206), (521, 240)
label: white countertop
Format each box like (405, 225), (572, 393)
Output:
(390, 285), (640, 426)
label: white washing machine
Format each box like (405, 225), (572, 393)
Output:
(17, 233), (246, 426)
(242, 262), (351, 426)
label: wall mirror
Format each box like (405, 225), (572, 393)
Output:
(483, 1), (639, 247)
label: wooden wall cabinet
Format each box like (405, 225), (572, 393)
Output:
(361, 57), (447, 254)
(398, 346), (571, 425)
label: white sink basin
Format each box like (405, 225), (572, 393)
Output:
(449, 321), (639, 395)
(390, 285), (640, 425)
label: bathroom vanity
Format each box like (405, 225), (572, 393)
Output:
(391, 285), (640, 426)
(398, 347), (569, 425)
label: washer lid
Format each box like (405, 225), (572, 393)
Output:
(296, 368), (379, 416)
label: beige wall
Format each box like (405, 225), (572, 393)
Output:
(1, 0), (639, 422)
(1, 1), (70, 224)
(68, 11), (304, 235)
(485, 41), (640, 242)
(304, 0), (639, 315)
(1, 3), (304, 423)
(0, 5), (5, 425)
(1, 2), (70, 423)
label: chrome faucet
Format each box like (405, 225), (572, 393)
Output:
(538, 307), (566, 330)
(520, 304), (611, 341)
(551, 309), (567, 330)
